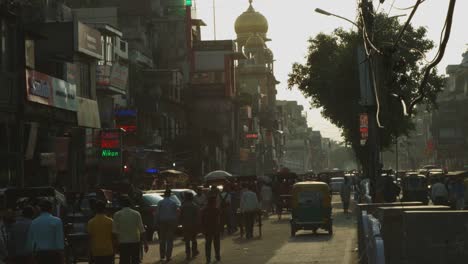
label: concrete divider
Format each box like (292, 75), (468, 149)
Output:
(375, 206), (450, 264)
(401, 211), (468, 264)
(356, 202), (422, 264)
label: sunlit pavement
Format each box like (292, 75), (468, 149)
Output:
(138, 195), (358, 264)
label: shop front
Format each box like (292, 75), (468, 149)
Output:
(24, 69), (78, 188)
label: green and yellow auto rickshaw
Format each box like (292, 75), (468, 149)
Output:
(290, 181), (333, 236)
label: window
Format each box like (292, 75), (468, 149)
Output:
(79, 61), (92, 98)
(98, 35), (114, 65)
(25, 39), (35, 69)
(98, 36), (105, 65)
(106, 36), (113, 64)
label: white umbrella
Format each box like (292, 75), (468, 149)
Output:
(257, 175), (272, 183)
(204, 170), (233, 181)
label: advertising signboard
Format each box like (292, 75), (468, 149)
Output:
(109, 63), (129, 90)
(26, 70), (77, 112)
(360, 113), (369, 140)
(96, 63), (129, 92)
(52, 78), (77, 111)
(115, 109), (137, 133)
(96, 65), (112, 86)
(99, 129), (123, 182)
(76, 21), (103, 60)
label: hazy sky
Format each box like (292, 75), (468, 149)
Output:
(195, 0), (468, 141)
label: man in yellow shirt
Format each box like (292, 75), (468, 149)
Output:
(87, 200), (115, 264)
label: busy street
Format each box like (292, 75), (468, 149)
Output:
(139, 195), (357, 264)
(2, 0), (468, 263)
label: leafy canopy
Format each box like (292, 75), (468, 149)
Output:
(288, 13), (444, 154)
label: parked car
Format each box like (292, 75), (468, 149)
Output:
(330, 177), (345, 193)
(152, 189), (197, 203)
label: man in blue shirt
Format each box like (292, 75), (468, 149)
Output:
(27, 200), (65, 264)
(9, 206), (34, 264)
(157, 189), (179, 261)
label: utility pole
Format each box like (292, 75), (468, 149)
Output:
(212, 0), (216, 40)
(395, 136), (399, 172)
(360, 0), (381, 202)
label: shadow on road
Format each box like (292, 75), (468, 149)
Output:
(270, 218), (291, 224)
(231, 236), (264, 245)
(288, 232), (333, 243)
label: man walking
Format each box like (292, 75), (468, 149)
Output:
(219, 186), (232, 234)
(453, 177), (465, 210)
(180, 192), (200, 260)
(431, 178), (449, 205)
(340, 177), (352, 215)
(112, 196), (148, 264)
(240, 184), (259, 239)
(87, 200), (115, 264)
(27, 200), (65, 264)
(9, 206), (34, 264)
(202, 197), (221, 263)
(261, 183), (273, 216)
(157, 189), (179, 261)
(194, 187), (207, 209)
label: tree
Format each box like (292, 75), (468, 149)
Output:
(288, 13), (444, 168)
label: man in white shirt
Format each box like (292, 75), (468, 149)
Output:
(113, 196), (148, 264)
(261, 183), (273, 215)
(431, 179), (448, 205)
(240, 184), (259, 239)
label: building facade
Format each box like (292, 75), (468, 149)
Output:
(432, 49), (468, 170)
(235, 0), (281, 176)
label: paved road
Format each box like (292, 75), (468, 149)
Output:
(139, 195), (358, 264)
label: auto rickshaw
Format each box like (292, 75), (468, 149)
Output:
(290, 181), (333, 236)
(400, 173), (429, 205)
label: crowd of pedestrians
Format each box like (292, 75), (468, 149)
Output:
(0, 180), (271, 264)
(0, 200), (66, 264)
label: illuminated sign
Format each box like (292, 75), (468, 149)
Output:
(117, 125), (137, 133)
(101, 139), (119, 148)
(146, 168), (160, 174)
(115, 109), (137, 117)
(102, 149), (119, 157)
(115, 109), (137, 133)
(245, 133), (258, 139)
(100, 130), (122, 158)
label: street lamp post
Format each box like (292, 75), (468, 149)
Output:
(314, 8), (359, 27)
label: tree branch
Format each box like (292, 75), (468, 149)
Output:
(407, 0), (456, 115)
(393, 0), (423, 50)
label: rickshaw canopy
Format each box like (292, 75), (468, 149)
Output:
(291, 181), (331, 208)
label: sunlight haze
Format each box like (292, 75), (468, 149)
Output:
(195, 0), (468, 141)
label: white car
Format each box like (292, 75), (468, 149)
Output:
(330, 177), (345, 193)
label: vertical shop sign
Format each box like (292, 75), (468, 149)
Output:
(99, 129), (123, 182)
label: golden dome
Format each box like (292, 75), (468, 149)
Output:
(245, 34), (265, 49)
(234, 2), (268, 35)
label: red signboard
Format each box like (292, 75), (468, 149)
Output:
(360, 113), (369, 141)
(117, 125), (137, 133)
(101, 139), (120, 148)
(246, 133), (258, 139)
